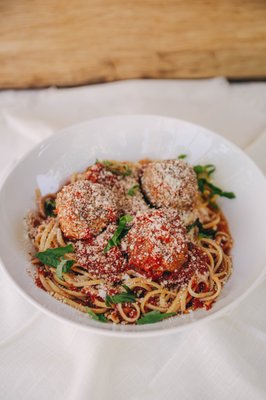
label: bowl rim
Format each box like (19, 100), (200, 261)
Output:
(0, 114), (266, 337)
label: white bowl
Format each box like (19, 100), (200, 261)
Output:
(0, 115), (266, 337)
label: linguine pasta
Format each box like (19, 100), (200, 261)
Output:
(28, 158), (234, 325)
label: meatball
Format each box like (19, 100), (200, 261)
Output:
(75, 225), (126, 282)
(141, 159), (198, 210)
(122, 209), (188, 278)
(56, 180), (118, 239)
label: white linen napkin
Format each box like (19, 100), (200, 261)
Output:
(0, 78), (265, 400)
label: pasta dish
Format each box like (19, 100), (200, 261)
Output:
(27, 156), (235, 325)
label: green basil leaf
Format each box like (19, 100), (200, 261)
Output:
(127, 184), (139, 196)
(37, 244), (74, 258)
(119, 215), (134, 224)
(86, 308), (108, 322)
(44, 198), (56, 217)
(137, 311), (176, 325)
(187, 218), (216, 239)
(56, 259), (66, 278)
(200, 227), (216, 238)
(104, 215), (133, 253)
(104, 240), (115, 254)
(194, 164), (235, 199)
(35, 253), (59, 268)
(209, 201), (219, 210)
(97, 314), (108, 322)
(37, 244), (74, 259)
(198, 178), (236, 199)
(122, 284), (135, 295)
(194, 164), (216, 176)
(105, 292), (136, 307)
(205, 181), (236, 199)
(105, 294), (113, 307)
(198, 232), (214, 239)
(178, 154), (187, 159)
(56, 259), (74, 280)
(194, 165), (204, 174)
(36, 244), (74, 268)
(187, 219), (199, 232)
(197, 178), (206, 193)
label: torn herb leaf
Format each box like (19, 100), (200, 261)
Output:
(36, 244), (74, 268)
(56, 259), (74, 279)
(137, 311), (176, 325)
(104, 215), (133, 253)
(44, 198), (56, 217)
(178, 154), (187, 160)
(193, 164), (216, 177)
(105, 291), (136, 307)
(198, 178), (235, 199)
(122, 284), (135, 295)
(204, 181), (236, 199)
(187, 218), (216, 239)
(194, 164), (235, 200)
(86, 308), (108, 322)
(36, 245), (74, 280)
(127, 184), (139, 196)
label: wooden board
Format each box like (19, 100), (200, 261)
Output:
(0, 0), (266, 88)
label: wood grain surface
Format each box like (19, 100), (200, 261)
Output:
(0, 0), (266, 88)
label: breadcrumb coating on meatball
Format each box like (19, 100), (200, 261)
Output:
(122, 209), (188, 278)
(56, 180), (118, 239)
(141, 159), (198, 210)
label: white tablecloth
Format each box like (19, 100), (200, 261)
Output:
(0, 78), (265, 400)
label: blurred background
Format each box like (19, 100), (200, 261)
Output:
(1, 0), (266, 88)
